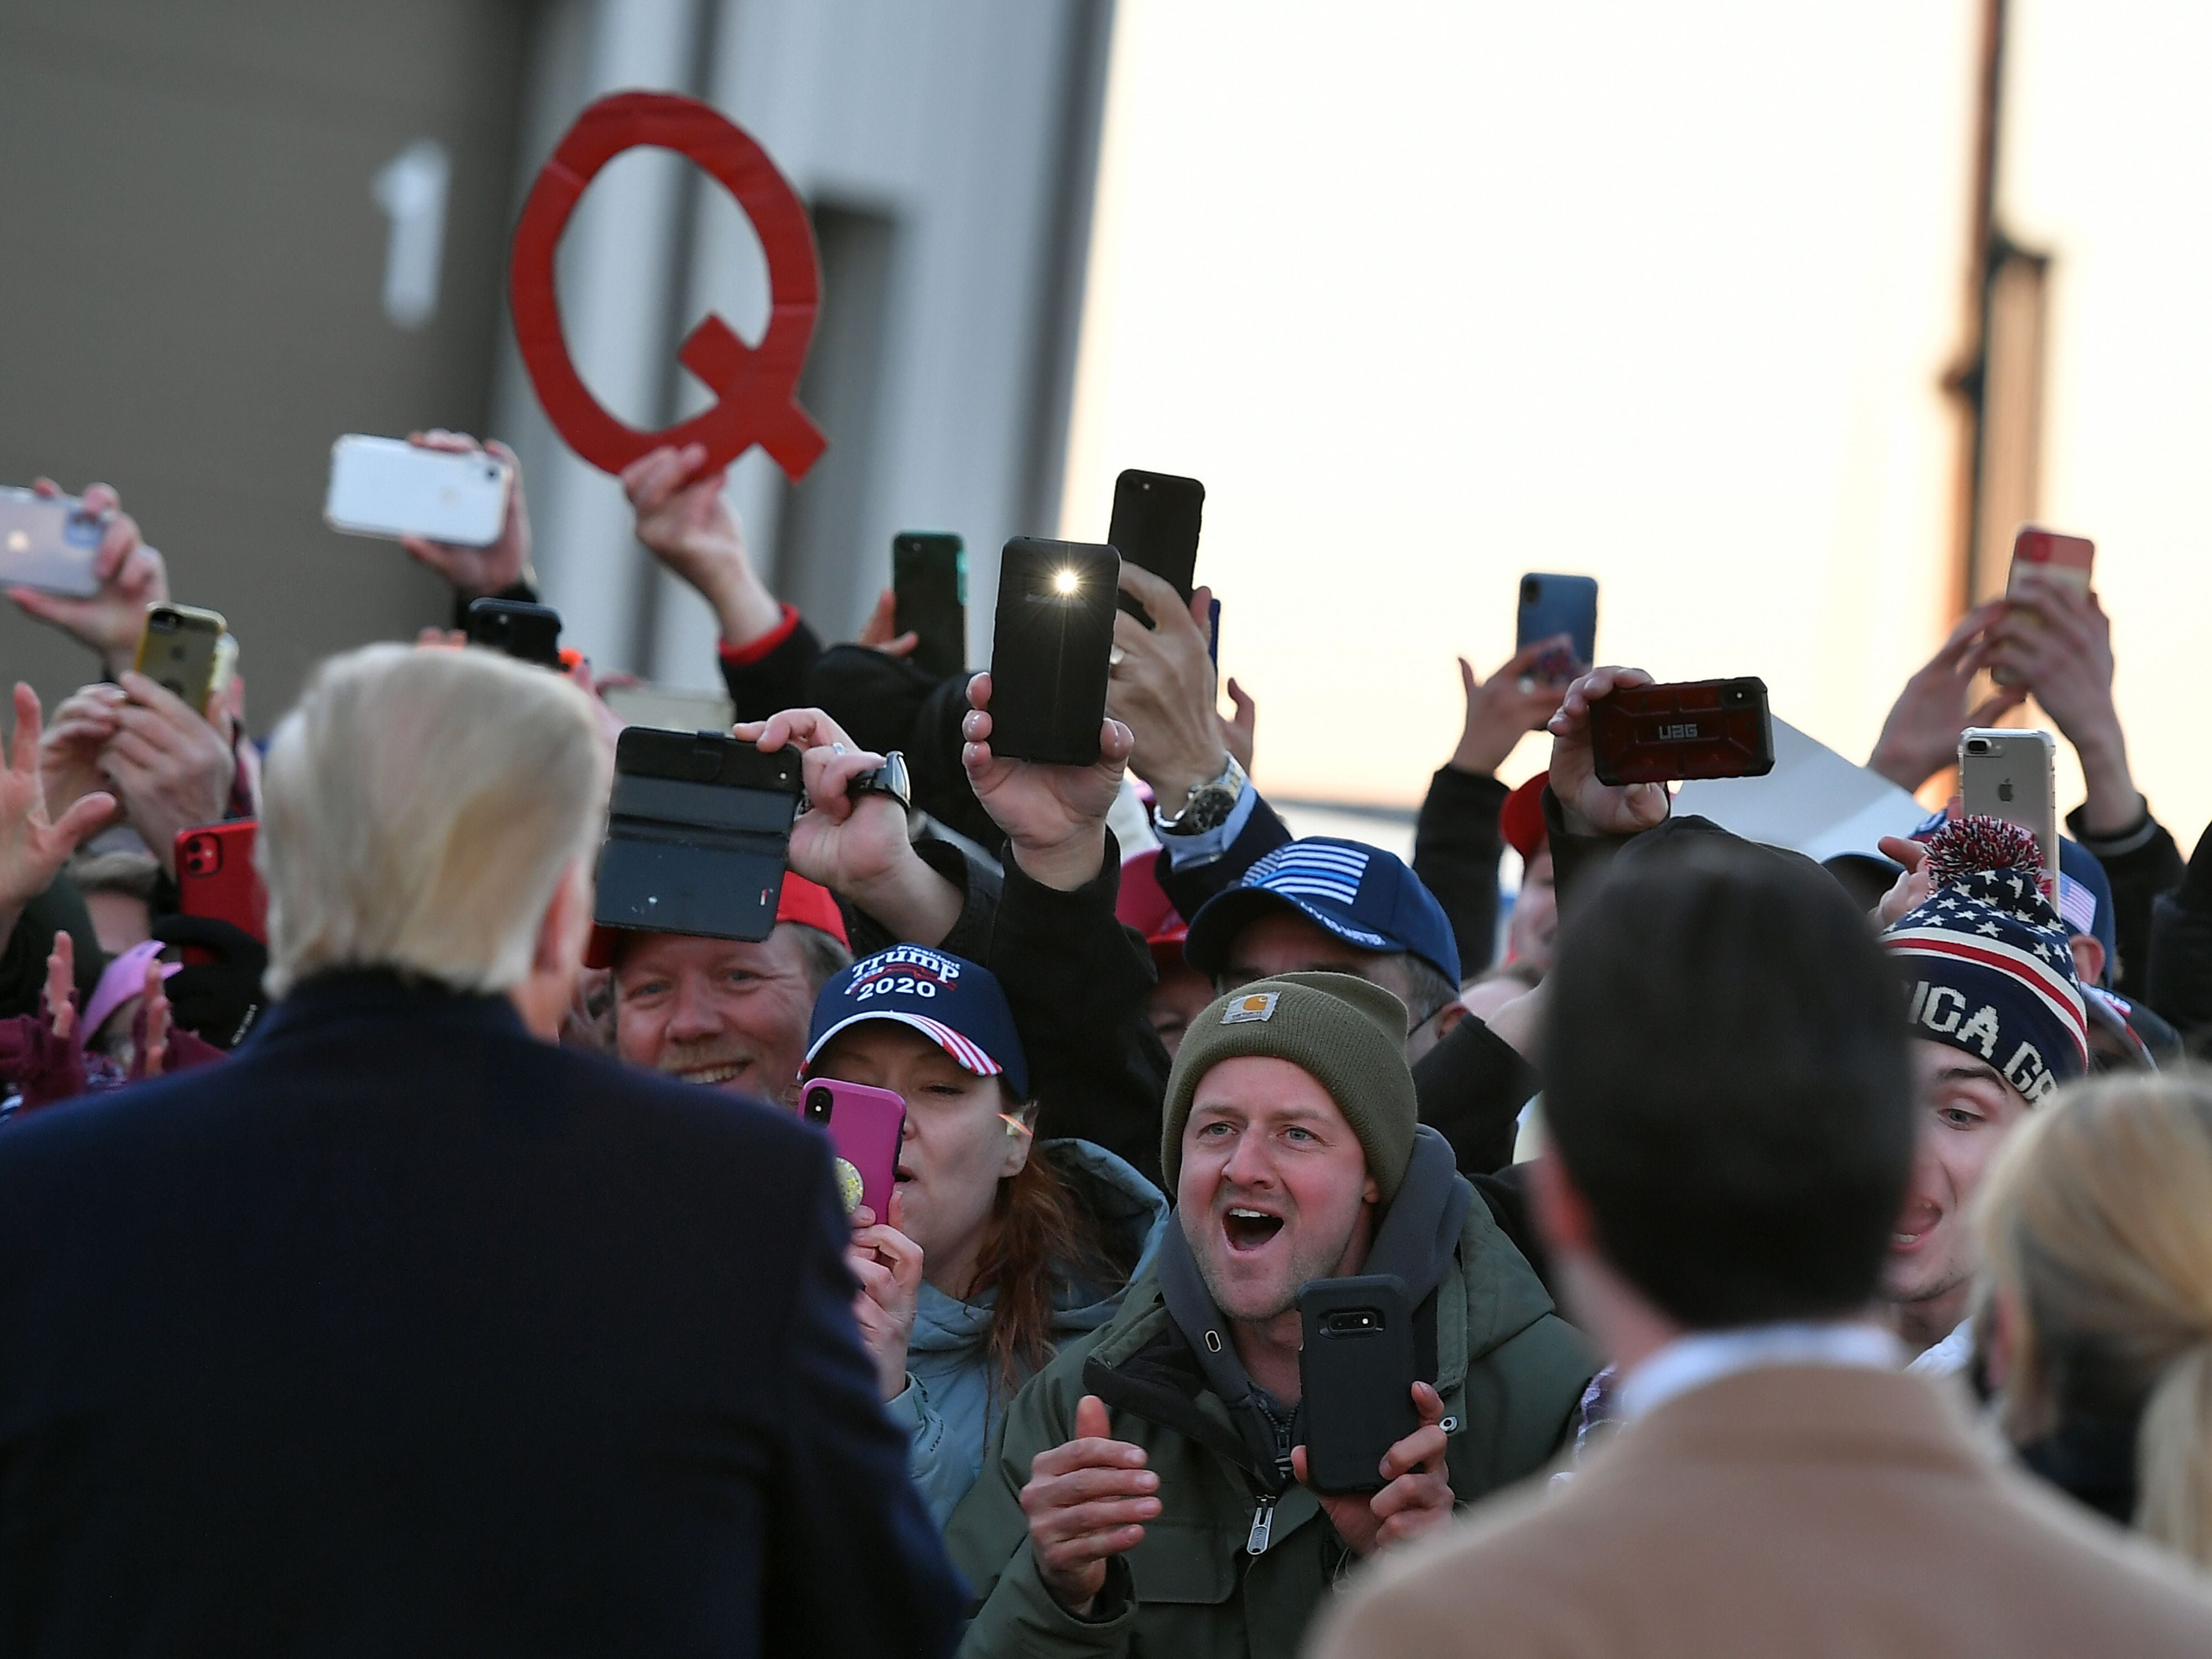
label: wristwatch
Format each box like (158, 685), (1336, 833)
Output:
(1155, 754), (1248, 837)
(849, 749), (913, 815)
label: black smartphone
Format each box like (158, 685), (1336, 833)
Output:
(593, 729), (805, 945)
(986, 538), (1120, 766)
(1515, 573), (1598, 683)
(1297, 1275), (1418, 1494)
(1589, 676), (1775, 786)
(466, 597), (564, 670)
(1109, 468), (1204, 627)
(891, 531), (967, 680)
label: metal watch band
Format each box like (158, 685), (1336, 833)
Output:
(1156, 754), (1247, 836)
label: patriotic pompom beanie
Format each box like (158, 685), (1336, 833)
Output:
(1881, 817), (2086, 1102)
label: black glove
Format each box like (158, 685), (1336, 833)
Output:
(151, 915), (269, 1051)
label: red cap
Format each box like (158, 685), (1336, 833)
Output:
(583, 872), (848, 970)
(1116, 847), (1188, 971)
(1499, 774), (1548, 862)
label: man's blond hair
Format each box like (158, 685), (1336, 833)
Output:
(259, 644), (611, 998)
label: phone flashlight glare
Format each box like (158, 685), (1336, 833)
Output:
(1052, 567), (1081, 596)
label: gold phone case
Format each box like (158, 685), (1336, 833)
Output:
(134, 603), (229, 715)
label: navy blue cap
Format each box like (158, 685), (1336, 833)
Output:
(804, 946), (1030, 1100)
(1183, 837), (1462, 986)
(2056, 838), (2115, 982)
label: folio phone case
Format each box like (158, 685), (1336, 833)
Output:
(175, 822), (268, 965)
(1590, 676), (1774, 786)
(801, 1079), (907, 1220)
(892, 533), (967, 680)
(986, 538), (1120, 766)
(1297, 1274), (1418, 1494)
(1515, 572), (1598, 671)
(594, 730), (804, 945)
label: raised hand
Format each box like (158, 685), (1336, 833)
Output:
(0, 685), (118, 953)
(1453, 639), (1575, 776)
(1984, 568), (2140, 834)
(1107, 562), (1228, 813)
(1291, 1380), (1454, 1557)
(1222, 676), (1256, 775)
(43, 929), (77, 1045)
(102, 674), (236, 879)
(846, 1197), (924, 1402)
(396, 431), (533, 599)
(39, 682), (128, 827)
(1546, 666), (1670, 837)
(8, 481), (170, 677)
(1020, 1394), (1159, 1616)
(620, 442), (784, 648)
(961, 672), (1132, 892)
(733, 708), (962, 946)
(1872, 834), (1934, 930)
(1866, 602), (2022, 794)
(854, 588), (920, 658)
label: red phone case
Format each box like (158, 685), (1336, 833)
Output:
(1589, 678), (1774, 786)
(801, 1079), (907, 1222)
(2010, 527), (2095, 581)
(174, 822), (268, 963)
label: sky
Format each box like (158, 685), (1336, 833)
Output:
(1062, 1), (2211, 849)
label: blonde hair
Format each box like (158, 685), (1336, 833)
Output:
(1977, 1069), (2212, 1567)
(258, 644), (611, 999)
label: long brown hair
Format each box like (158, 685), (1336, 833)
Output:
(1978, 1070), (2212, 1568)
(963, 1098), (1142, 1400)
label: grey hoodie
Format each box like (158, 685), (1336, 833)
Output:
(890, 1138), (1167, 1525)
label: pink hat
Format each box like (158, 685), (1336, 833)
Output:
(80, 940), (180, 1051)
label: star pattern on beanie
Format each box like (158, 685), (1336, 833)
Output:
(1882, 816), (2086, 1102)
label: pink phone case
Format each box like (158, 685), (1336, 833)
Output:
(800, 1079), (907, 1222)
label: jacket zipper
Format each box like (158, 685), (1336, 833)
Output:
(1246, 1493), (1277, 1556)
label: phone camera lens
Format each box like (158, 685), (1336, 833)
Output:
(805, 1088), (831, 1124)
(1521, 579), (1540, 604)
(1966, 739), (1991, 756)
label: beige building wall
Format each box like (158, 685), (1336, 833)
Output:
(1066, 0), (2207, 852)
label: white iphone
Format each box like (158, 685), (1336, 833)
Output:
(1958, 727), (2059, 888)
(324, 435), (510, 546)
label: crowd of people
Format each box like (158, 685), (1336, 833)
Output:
(0, 427), (2209, 1657)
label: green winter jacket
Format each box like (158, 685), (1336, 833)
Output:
(945, 1173), (1596, 1657)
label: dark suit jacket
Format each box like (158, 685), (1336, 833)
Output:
(0, 971), (966, 1658)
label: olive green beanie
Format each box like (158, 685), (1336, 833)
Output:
(1161, 971), (1419, 1202)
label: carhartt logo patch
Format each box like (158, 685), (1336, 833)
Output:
(1223, 992), (1279, 1025)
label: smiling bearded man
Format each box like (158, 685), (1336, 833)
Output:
(945, 972), (1594, 1657)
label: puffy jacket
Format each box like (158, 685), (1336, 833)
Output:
(945, 1133), (1595, 1657)
(896, 1140), (1168, 1525)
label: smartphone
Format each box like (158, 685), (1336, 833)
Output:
(1516, 573), (1598, 684)
(1109, 469), (1204, 628)
(1589, 677), (1774, 787)
(1959, 727), (2059, 883)
(985, 538), (1120, 766)
(175, 822), (268, 965)
(1297, 1275), (1418, 1494)
(801, 1078), (907, 1221)
(594, 728), (805, 945)
(599, 681), (735, 735)
(0, 486), (105, 598)
(466, 598), (563, 670)
(892, 532), (967, 680)
(1996, 527), (2095, 687)
(134, 604), (229, 714)
(325, 435), (512, 546)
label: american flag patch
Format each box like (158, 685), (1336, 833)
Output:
(1245, 841), (1370, 906)
(2057, 872), (2096, 935)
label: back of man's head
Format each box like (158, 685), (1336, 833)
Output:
(1541, 842), (1913, 1328)
(260, 644), (611, 999)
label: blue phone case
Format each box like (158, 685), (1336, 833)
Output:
(1515, 573), (1598, 671)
